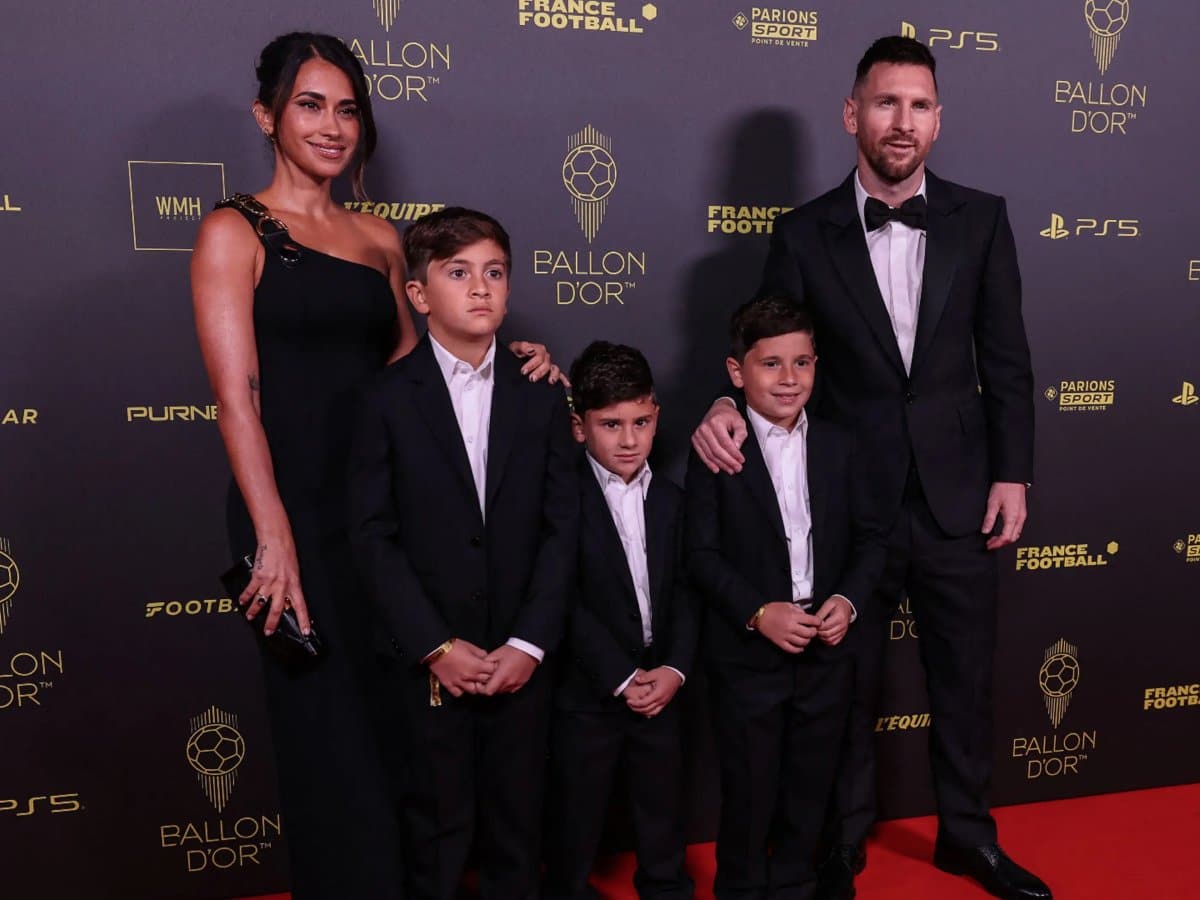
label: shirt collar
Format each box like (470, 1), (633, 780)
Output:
(429, 332), (496, 382)
(854, 169), (927, 235)
(746, 405), (808, 448)
(586, 451), (652, 499)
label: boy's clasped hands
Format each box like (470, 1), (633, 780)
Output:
(754, 595), (854, 654)
(428, 640), (539, 697)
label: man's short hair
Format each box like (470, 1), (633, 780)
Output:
(569, 341), (656, 417)
(729, 294), (815, 362)
(854, 35), (938, 94)
(403, 206), (512, 282)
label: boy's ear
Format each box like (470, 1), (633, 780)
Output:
(569, 412), (587, 444)
(726, 356), (745, 389)
(405, 280), (429, 314)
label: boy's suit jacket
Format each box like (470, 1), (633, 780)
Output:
(557, 452), (698, 710)
(685, 402), (886, 675)
(347, 333), (579, 663)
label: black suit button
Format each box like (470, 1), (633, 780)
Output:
(905, 391), (915, 404)
(471, 592), (482, 603)
(470, 536), (481, 548)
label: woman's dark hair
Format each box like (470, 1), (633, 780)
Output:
(255, 32), (377, 200)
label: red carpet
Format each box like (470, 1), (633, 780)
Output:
(238, 783), (1200, 898)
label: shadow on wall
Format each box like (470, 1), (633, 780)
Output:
(656, 109), (812, 480)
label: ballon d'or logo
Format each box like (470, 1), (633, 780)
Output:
(0, 537), (19, 634)
(373, 0), (403, 32)
(186, 706), (246, 812)
(1038, 639), (1081, 728)
(1084, 0), (1129, 75)
(563, 125), (618, 243)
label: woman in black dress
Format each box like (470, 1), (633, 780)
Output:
(191, 33), (556, 899)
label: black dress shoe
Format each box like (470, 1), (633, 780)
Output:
(933, 841), (1052, 899)
(814, 844), (865, 900)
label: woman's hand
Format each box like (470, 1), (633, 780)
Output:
(240, 537), (311, 636)
(509, 341), (568, 386)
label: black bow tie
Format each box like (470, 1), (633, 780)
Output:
(864, 195), (927, 232)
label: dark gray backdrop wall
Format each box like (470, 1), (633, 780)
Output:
(3, 1), (1199, 897)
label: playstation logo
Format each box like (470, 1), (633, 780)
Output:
(1172, 381), (1198, 407)
(1040, 213), (1070, 240)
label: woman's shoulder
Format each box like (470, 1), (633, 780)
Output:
(194, 203), (261, 261)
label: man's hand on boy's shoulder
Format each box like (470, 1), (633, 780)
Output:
(428, 640), (496, 698)
(815, 595), (855, 646)
(754, 602), (820, 654)
(480, 644), (539, 695)
(625, 667), (683, 718)
(691, 397), (747, 474)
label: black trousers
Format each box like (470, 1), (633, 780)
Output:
(710, 648), (852, 900)
(829, 481), (999, 850)
(390, 661), (553, 900)
(545, 701), (693, 900)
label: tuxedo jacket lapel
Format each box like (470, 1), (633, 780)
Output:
(484, 349), (525, 514)
(737, 410), (788, 545)
(407, 336), (481, 522)
(912, 171), (964, 372)
(580, 459), (640, 608)
(805, 418), (831, 565)
(644, 479), (673, 629)
(822, 175), (907, 377)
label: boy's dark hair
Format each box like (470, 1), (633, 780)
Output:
(729, 294), (815, 361)
(403, 206), (512, 282)
(853, 35), (938, 93)
(569, 341), (656, 417)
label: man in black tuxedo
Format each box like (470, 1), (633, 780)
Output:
(348, 208), (578, 900)
(686, 296), (886, 899)
(545, 341), (696, 900)
(691, 37), (1049, 900)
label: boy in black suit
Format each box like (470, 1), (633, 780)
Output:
(545, 341), (696, 900)
(685, 295), (885, 900)
(348, 207), (578, 900)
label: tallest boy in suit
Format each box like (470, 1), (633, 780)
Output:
(691, 37), (1049, 900)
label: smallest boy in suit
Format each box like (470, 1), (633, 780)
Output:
(545, 341), (697, 900)
(685, 296), (886, 900)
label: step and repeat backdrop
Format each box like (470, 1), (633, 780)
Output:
(4, 1), (1199, 897)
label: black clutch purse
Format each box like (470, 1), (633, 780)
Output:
(220, 554), (326, 666)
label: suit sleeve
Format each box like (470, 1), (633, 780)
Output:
(684, 449), (770, 631)
(832, 433), (889, 610)
(569, 601), (640, 696)
(661, 501), (699, 678)
(509, 390), (580, 653)
(760, 216), (807, 302)
(346, 386), (451, 661)
(974, 197), (1035, 484)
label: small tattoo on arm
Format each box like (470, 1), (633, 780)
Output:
(255, 545), (266, 570)
(248, 374), (261, 393)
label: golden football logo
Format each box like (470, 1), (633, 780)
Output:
(1039, 639), (1081, 728)
(373, 0), (403, 32)
(0, 537), (19, 635)
(1085, 0), (1129, 75)
(563, 125), (617, 243)
(186, 706), (245, 813)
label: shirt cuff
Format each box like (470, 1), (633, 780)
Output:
(505, 637), (544, 663)
(614, 670), (638, 696)
(716, 396), (737, 408)
(830, 593), (857, 623)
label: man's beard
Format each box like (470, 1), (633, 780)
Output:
(861, 138), (926, 185)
